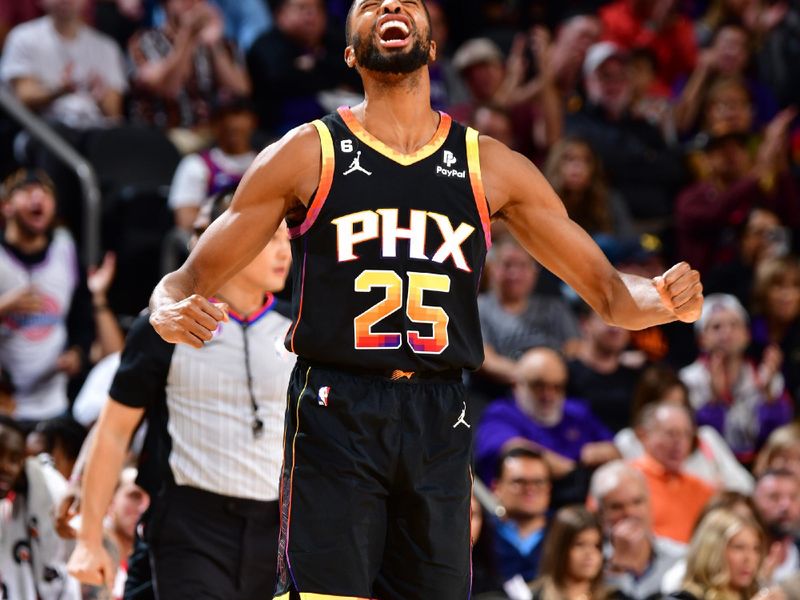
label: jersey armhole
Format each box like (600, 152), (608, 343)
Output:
(466, 127), (492, 250)
(288, 120), (335, 239)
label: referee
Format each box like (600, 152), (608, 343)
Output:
(67, 191), (294, 599)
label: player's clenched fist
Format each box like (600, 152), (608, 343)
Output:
(149, 294), (228, 348)
(654, 262), (704, 323)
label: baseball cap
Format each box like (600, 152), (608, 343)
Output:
(452, 38), (504, 73)
(583, 41), (627, 78)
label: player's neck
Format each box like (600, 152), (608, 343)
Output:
(353, 69), (440, 155)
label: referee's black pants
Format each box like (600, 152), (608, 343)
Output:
(147, 485), (280, 600)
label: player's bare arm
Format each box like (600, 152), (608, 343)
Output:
(480, 135), (703, 330)
(149, 124), (322, 347)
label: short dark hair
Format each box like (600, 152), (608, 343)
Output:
(495, 445), (549, 481)
(33, 416), (87, 463)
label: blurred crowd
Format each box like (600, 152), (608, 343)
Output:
(1, 0), (800, 599)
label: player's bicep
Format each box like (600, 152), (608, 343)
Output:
(483, 138), (618, 316)
(181, 125), (319, 295)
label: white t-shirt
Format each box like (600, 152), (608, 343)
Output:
(168, 147), (255, 210)
(0, 16), (127, 128)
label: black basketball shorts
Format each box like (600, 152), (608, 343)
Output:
(274, 360), (473, 600)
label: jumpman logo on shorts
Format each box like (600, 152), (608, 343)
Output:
(343, 151), (372, 176)
(453, 401), (470, 429)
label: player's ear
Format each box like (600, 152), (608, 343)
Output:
(344, 46), (356, 69)
(429, 40), (437, 63)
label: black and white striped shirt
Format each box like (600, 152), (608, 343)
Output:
(109, 296), (295, 502)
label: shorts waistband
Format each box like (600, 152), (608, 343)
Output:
(167, 485), (279, 519)
(296, 359), (463, 383)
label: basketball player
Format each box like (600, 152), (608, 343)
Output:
(148, 1), (703, 598)
(66, 192), (294, 599)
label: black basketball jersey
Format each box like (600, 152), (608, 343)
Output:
(284, 107), (492, 373)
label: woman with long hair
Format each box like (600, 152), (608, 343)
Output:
(750, 255), (800, 404)
(530, 506), (625, 600)
(671, 509), (766, 600)
(543, 138), (634, 238)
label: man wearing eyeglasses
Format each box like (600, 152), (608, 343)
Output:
(476, 346), (621, 504)
(490, 446), (553, 587)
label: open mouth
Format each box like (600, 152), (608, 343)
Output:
(378, 19), (412, 48)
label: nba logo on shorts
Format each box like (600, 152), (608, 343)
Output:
(443, 150), (457, 168)
(318, 386), (331, 406)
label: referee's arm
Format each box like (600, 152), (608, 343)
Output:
(68, 398), (143, 588)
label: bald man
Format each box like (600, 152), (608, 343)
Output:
(475, 347), (620, 486)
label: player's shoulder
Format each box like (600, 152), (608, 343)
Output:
(265, 122), (323, 157)
(475, 133), (520, 164)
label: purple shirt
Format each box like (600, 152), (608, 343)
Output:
(476, 397), (613, 484)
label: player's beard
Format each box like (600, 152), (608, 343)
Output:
(353, 28), (431, 74)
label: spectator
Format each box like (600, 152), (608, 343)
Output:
(750, 256), (800, 405)
(752, 470), (800, 584)
(546, 12), (602, 106)
(162, 97), (257, 271)
(529, 506), (621, 600)
(451, 34), (562, 158)
(615, 364), (754, 494)
(490, 447), (552, 586)
(0, 0), (127, 129)
(695, 0), (785, 46)
(477, 347), (619, 505)
(754, 423), (800, 479)
(565, 42), (685, 233)
(0, 416), (80, 599)
(679, 294), (793, 462)
(425, 0), (469, 111)
(669, 508), (766, 600)
(128, 0), (250, 150)
(704, 207), (793, 309)
(598, 0), (698, 88)
(470, 103), (516, 148)
(26, 415), (87, 480)
(211, 0), (272, 53)
(476, 235), (581, 392)
(0, 169), (93, 425)
(105, 466), (150, 599)
(567, 306), (645, 433)
(67, 193), (294, 598)
(756, 0), (800, 107)
(630, 404), (716, 543)
(675, 110), (800, 276)
(543, 137), (635, 239)
(674, 23), (778, 136)
(653, 490), (765, 594)
(470, 492), (506, 598)
(168, 97), (256, 231)
(589, 460), (686, 600)
(699, 75), (756, 136)
(246, 0), (358, 136)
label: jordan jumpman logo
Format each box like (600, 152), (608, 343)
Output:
(343, 151), (372, 176)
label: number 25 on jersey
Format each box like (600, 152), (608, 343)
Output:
(354, 270), (450, 355)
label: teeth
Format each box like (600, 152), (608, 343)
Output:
(380, 20), (409, 35)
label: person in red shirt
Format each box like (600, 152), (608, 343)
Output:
(599, 0), (697, 88)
